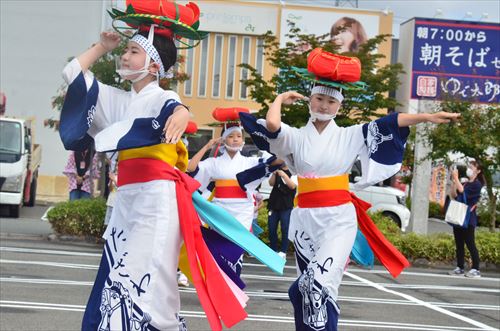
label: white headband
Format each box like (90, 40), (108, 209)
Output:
(222, 126), (242, 140)
(131, 30), (166, 78)
(311, 85), (344, 102)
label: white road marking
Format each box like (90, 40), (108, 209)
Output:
(0, 300), (487, 330)
(1, 276), (498, 312)
(344, 271), (499, 331)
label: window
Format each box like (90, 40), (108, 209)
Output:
(197, 37), (209, 97)
(255, 38), (264, 76)
(184, 40), (195, 96)
(239, 37), (251, 99)
(225, 36), (237, 99)
(212, 35), (224, 98)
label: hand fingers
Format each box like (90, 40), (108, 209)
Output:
(164, 121), (187, 144)
(290, 91), (304, 98)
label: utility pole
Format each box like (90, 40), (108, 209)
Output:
(409, 99), (434, 234)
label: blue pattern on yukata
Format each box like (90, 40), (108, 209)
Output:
(59, 72), (98, 151)
(288, 267), (340, 331)
(239, 112), (280, 153)
(98, 280), (152, 331)
(362, 113), (409, 166)
(236, 155), (279, 191)
(114, 99), (180, 151)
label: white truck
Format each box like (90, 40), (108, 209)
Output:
(0, 117), (42, 217)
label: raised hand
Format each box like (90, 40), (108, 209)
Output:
(205, 137), (222, 149)
(278, 91), (306, 105)
(99, 31), (121, 52)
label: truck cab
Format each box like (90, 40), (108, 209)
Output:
(0, 117), (41, 217)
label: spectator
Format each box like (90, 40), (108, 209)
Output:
(104, 152), (117, 225)
(63, 147), (99, 200)
(448, 161), (485, 278)
(267, 165), (296, 259)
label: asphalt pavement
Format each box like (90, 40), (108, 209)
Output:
(0, 204), (498, 331)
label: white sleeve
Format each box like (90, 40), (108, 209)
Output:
(62, 58), (128, 137)
(268, 122), (299, 159)
(193, 157), (216, 191)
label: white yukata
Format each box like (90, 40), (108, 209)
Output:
(267, 114), (408, 331)
(61, 58), (189, 331)
(193, 151), (264, 230)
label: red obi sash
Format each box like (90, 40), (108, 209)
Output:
(118, 158), (247, 330)
(214, 179), (247, 199)
(297, 175), (410, 278)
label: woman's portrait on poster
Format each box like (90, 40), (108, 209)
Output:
(330, 16), (368, 53)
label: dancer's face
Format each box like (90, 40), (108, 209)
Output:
(224, 130), (244, 148)
(121, 41), (148, 71)
(310, 93), (341, 116)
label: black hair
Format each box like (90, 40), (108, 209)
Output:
(138, 31), (177, 71)
(470, 160), (486, 186)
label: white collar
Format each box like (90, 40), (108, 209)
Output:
(131, 80), (160, 96)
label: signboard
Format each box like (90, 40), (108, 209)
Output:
(429, 164), (448, 207)
(192, 2), (278, 35)
(280, 8), (380, 51)
(411, 18), (500, 103)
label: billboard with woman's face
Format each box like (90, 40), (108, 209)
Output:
(280, 8), (382, 53)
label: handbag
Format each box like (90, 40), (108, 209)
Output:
(445, 192), (470, 228)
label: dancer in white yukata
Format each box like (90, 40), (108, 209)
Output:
(59, 2), (284, 331)
(241, 48), (459, 331)
(187, 108), (280, 284)
(188, 109), (270, 231)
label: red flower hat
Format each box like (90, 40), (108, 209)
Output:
(109, 0), (208, 48)
(208, 107), (250, 129)
(292, 48), (366, 90)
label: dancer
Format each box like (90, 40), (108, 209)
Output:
(59, 2), (283, 330)
(188, 107), (275, 231)
(187, 107), (280, 281)
(241, 48), (459, 330)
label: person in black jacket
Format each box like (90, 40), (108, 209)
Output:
(267, 165), (297, 259)
(448, 161), (485, 278)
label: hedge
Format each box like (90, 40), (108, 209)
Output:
(47, 198), (107, 240)
(47, 198), (500, 265)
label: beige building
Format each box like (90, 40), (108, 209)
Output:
(178, 1), (394, 141)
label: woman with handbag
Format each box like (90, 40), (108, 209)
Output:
(448, 161), (485, 278)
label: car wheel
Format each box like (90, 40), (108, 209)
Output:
(9, 204), (20, 218)
(26, 176), (37, 207)
(382, 211), (401, 228)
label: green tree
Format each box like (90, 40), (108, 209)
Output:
(46, 38), (189, 130)
(239, 22), (404, 127)
(425, 101), (499, 230)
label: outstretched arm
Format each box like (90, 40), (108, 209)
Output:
(267, 91), (305, 133)
(77, 31), (121, 73)
(187, 138), (221, 172)
(397, 112), (460, 127)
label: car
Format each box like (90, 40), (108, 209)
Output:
(350, 182), (410, 231)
